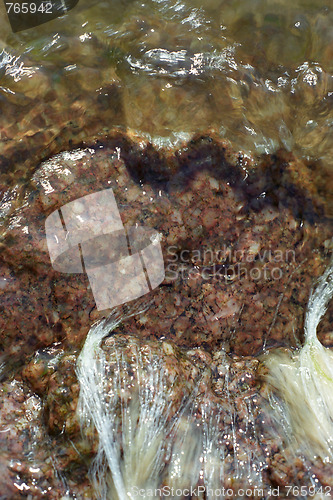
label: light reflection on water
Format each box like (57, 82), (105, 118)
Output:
(0, 2), (332, 496)
(0, 0), (332, 169)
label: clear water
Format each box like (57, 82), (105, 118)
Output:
(0, 0), (332, 162)
(0, 1), (333, 498)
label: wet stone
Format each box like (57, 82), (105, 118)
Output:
(0, 135), (331, 368)
(0, 133), (332, 497)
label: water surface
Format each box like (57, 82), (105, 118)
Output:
(0, 0), (332, 164)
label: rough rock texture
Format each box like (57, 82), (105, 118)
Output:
(0, 133), (332, 497)
(1, 0), (333, 495)
(0, 376), (94, 498)
(3, 335), (331, 498)
(0, 135), (332, 368)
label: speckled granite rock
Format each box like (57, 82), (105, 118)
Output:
(0, 135), (332, 369)
(0, 376), (94, 499)
(5, 334), (331, 498)
(0, 132), (332, 497)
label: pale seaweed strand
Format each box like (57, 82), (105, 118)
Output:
(265, 258), (333, 462)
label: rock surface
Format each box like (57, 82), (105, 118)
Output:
(0, 132), (332, 497)
(1, 135), (332, 366)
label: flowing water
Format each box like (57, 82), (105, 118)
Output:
(0, 0), (333, 498)
(0, 0), (332, 159)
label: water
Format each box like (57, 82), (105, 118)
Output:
(264, 260), (333, 463)
(1, 0), (333, 498)
(75, 260), (333, 499)
(76, 310), (267, 499)
(0, 0), (332, 165)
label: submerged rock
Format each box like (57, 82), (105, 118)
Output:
(0, 132), (332, 497)
(0, 134), (332, 367)
(5, 325), (332, 498)
(1, 0), (332, 495)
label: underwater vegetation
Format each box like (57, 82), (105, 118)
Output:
(0, 134), (331, 497)
(76, 308), (265, 499)
(75, 259), (333, 499)
(264, 257), (333, 463)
